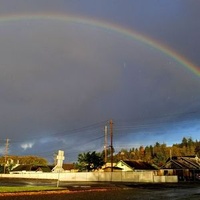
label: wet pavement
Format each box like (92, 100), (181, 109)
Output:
(0, 178), (200, 200)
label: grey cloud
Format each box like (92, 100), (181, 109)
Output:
(0, 20), (199, 139)
(0, 1), (200, 161)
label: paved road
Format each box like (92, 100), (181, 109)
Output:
(0, 178), (116, 188)
(1, 185), (200, 200)
(1, 178), (200, 200)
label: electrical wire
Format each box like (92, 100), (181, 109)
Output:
(3, 109), (200, 161)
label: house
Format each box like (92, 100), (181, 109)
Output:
(100, 162), (120, 172)
(115, 160), (158, 172)
(10, 164), (52, 174)
(160, 155), (200, 181)
(62, 163), (78, 172)
(0, 165), (9, 174)
(103, 166), (123, 172)
(101, 162), (116, 169)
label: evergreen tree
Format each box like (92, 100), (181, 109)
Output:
(77, 151), (104, 172)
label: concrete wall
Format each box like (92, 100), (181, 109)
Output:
(0, 172), (178, 183)
(154, 175), (178, 183)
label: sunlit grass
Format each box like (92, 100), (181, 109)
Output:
(0, 186), (63, 193)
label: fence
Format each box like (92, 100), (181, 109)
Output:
(0, 171), (178, 183)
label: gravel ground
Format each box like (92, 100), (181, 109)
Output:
(0, 183), (200, 200)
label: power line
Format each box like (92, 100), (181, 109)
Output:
(115, 110), (200, 127)
(7, 109), (200, 144)
(3, 110), (200, 162)
(9, 120), (108, 143)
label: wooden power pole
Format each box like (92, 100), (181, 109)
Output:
(110, 120), (114, 172)
(4, 139), (9, 174)
(104, 126), (108, 163)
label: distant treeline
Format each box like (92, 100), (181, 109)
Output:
(111, 137), (200, 166)
(0, 155), (48, 166)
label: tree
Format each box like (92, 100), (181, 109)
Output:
(77, 151), (104, 172)
(139, 146), (145, 159)
(181, 137), (188, 147)
(144, 146), (153, 162)
(195, 141), (200, 156)
(0, 155), (48, 165)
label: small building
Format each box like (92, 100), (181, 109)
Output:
(103, 166), (123, 172)
(10, 165), (52, 174)
(62, 163), (78, 172)
(160, 155), (200, 181)
(0, 165), (9, 174)
(101, 162), (116, 169)
(116, 160), (158, 172)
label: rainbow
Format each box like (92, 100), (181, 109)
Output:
(0, 13), (199, 77)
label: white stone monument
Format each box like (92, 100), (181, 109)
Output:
(52, 150), (65, 172)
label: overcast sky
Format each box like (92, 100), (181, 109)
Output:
(0, 0), (200, 163)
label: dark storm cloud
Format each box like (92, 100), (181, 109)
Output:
(0, 21), (122, 137)
(0, 0), (200, 161)
(0, 0), (65, 13)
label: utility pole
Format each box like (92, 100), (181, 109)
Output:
(110, 120), (114, 172)
(104, 126), (108, 163)
(4, 139), (9, 174)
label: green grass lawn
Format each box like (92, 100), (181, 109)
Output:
(0, 186), (63, 193)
